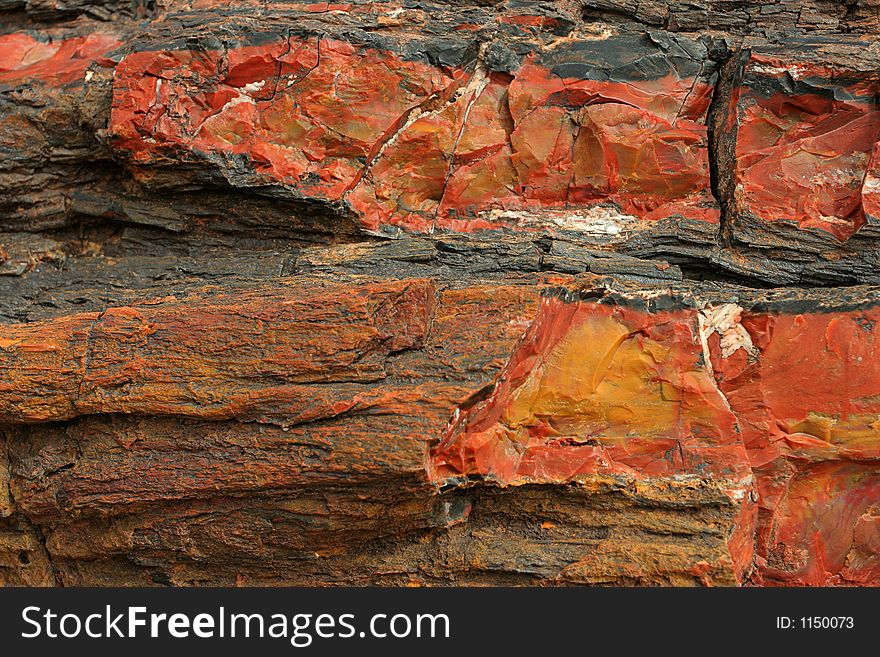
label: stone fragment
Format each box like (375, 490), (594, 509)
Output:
(107, 21), (720, 237)
(731, 50), (880, 242)
(433, 281), (880, 585)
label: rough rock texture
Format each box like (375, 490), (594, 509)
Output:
(1, 1), (879, 586)
(109, 28), (721, 235)
(717, 41), (880, 284)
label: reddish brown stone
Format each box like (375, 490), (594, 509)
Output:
(0, 271), (761, 586)
(709, 302), (880, 585)
(0, 278), (436, 424)
(731, 52), (880, 242)
(349, 53), (717, 232)
(430, 294), (749, 486)
(3, 0), (880, 588)
(0, 32), (120, 87)
(110, 36), (458, 203)
(107, 27), (719, 236)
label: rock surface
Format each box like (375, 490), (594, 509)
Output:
(1, 0), (879, 586)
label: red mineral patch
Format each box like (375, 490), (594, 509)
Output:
(108, 36), (718, 235)
(429, 292), (756, 578)
(709, 303), (880, 585)
(0, 33), (120, 86)
(733, 54), (880, 242)
(110, 37), (458, 201)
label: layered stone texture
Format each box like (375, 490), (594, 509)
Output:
(580, 0), (880, 35)
(432, 283), (880, 586)
(0, 27), (124, 234)
(3, 262), (880, 586)
(0, 278), (436, 423)
(717, 41), (880, 284)
(6, 3), (880, 281)
(2, 1), (880, 587)
(0, 261), (753, 586)
(108, 21), (720, 237)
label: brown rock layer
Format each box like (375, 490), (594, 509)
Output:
(2, 1), (880, 586)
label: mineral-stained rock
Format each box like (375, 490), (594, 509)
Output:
(430, 290), (750, 488)
(0, 27), (123, 232)
(0, 263), (757, 586)
(429, 286), (758, 580)
(732, 54), (879, 242)
(108, 16), (721, 237)
(2, 0), (880, 587)
(707, 293), (880, 585)
(717, 40), (880, 284)
(432, 280), (880, 585)
(0, 32), (120, 86)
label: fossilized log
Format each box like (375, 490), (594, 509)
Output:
(2, 1), (880, 586)
(2, 246), (879, 586)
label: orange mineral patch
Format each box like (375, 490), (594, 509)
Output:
(430, 295), (750, 485)
(108, 35), (718, 235)
(0, 33), (121, 87)
(733, 54), (880, 242)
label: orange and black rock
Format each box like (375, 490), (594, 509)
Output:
(1, 0), (880, 587)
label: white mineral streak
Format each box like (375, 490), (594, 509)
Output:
(484, 205), (638, 238)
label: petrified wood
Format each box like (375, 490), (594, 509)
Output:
(1, 1), (879, 586)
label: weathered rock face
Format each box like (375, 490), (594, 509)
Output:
(717, 41), (880, 283)
(1, 1), (879, 587)
(432, 283), (880, 586)
(732, 51), (879, 242)
(109, 29), (720, 235)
